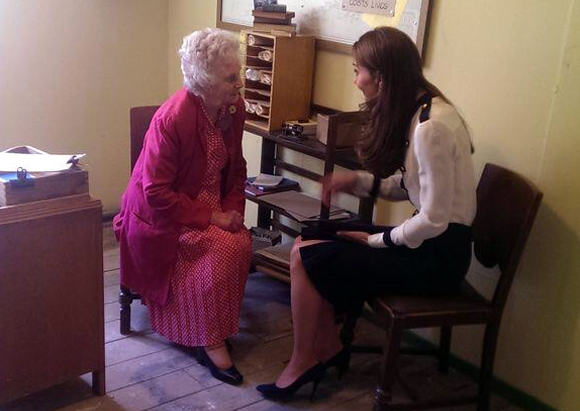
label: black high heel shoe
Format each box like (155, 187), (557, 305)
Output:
(194, 347), (243, 386)
(322, 347), (350, 379)
(256, 363), (325, 401)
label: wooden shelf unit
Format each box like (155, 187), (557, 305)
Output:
(241, 31), (315, 131)
(245, 106), (373, 280)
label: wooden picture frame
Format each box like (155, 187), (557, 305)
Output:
(216, 0), (431, 55)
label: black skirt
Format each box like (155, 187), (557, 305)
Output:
(299, 223), (472, 314)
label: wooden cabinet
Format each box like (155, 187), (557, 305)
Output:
(245, 108), (374, 280)
(241, 31), (315, 131)
(0, 194), (105, 404)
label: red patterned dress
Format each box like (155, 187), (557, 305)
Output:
(146, 107), (252, 347)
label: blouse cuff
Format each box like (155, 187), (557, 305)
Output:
(368, 233), (386, 248)
(367, 228), (396, 248)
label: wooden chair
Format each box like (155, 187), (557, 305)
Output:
(119, 105), (160, 335)
(340, 163), (543, 411)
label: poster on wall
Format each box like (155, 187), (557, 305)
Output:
(217, 0), (430, 54)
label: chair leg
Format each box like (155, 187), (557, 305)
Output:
(478, 323), (500, 411)
(438, 326), (452, 374)
(119, 285), (133, 335)
(373, 319), (404, 411)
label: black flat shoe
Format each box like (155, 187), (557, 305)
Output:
(195, 347), (243, 386)
(256, 363), (325, 401)
(322, 347), (350, 379)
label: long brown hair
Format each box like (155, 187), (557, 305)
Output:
(353, 27), (447, 177)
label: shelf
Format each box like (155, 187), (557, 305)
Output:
(249, 112), (270, 120)
(246, 98), (270, 106)
(246, 118), (269, 131)
(246, 109), (270, 120)
(252, 242), (292, 282)
(245, 190), (361, 225)
(246, 88), (271, 98)
(244, 32), (275, 47)
(246, 56), (272, 68)
(247, 44), (274, 52)
(244, 122), (362, 169)
(243, 78), (271, 90)
(244, 66), (273, 72)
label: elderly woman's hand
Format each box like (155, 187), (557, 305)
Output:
(210, 210), (244, 233)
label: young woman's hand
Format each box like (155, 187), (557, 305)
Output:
(210, 210), (244, 232)
(336, 231), (370, 245)
(321, 171), (359, 206)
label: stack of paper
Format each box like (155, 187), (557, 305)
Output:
(0, 146), (85, 173)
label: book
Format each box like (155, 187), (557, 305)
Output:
(250, 176), (299, 191)
(253, 16), (293, 25)
(253, 23), (297, 34)
(251, 173), (283, 187)
(261, 4), (287, 13)
(252, 10), (295, 20)
(253, 1), (287, 13)
(245, 176), (300, 197)
(258, 190), (344, 222)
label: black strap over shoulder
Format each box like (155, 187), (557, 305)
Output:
(416, 92), (433, 123)
(402, 92), (433, 149)
(398, 93), (432, 197)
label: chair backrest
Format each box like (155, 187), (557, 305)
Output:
(129, 106), (160, 171)
(472, 163), (542, 315)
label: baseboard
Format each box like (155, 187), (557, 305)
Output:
(402, 331), (559, 411)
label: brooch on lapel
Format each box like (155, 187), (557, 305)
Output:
(217, 104), (237, 131)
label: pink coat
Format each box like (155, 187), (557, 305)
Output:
(113, 88), (247, 305)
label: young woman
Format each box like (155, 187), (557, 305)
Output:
(257, 26), (477, 399)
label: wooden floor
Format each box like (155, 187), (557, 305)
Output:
(0, 223), (524, 411)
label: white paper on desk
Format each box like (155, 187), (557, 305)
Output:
(0, 152), (85, 172)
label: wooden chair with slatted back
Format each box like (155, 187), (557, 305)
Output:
(119, 105), (160, 335)
(340, 163), (543, 411)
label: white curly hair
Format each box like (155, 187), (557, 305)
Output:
(179, 28), (240, 95)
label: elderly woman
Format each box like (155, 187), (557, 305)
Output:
(114, 28), (251, 385)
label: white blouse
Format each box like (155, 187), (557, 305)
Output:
(354, 97), (477, 249)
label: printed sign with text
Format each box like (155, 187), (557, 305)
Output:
(341, 0), (396, 16)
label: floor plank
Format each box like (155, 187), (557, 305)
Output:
(108, 370), (205, 411)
